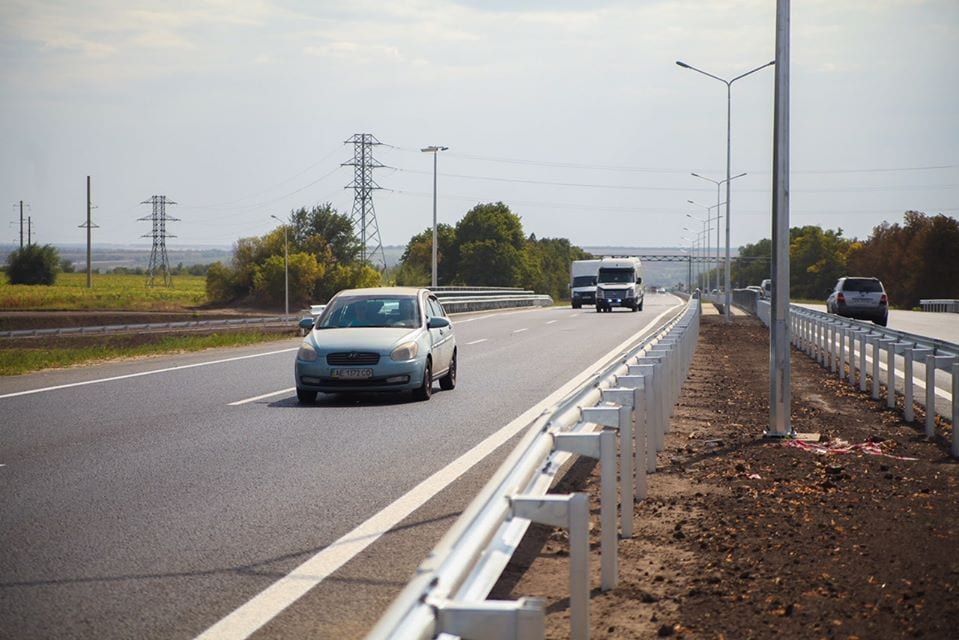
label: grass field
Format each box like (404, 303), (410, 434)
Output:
(0, 273), (208, 310)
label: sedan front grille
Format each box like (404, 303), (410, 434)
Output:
(327, 352), (380, 366)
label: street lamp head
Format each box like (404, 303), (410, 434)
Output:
(421, 146), (449, 153)
(676, 60), (691, 69)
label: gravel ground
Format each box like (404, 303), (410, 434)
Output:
(493, 312), (959, 639)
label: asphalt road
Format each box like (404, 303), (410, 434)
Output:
(0, 294), (685, 640)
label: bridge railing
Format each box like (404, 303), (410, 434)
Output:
(366, 297), (701, 640)
(733, 291), (959, 457)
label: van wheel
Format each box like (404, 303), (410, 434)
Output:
(296, 388), (316, 404)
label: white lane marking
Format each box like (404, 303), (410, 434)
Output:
(466, 339), (488, 345)
(0, 348), (299, 400)
(229, 388), (296, 406)
(546, 320), (558, 325)
(512, 328), (528, 334)
(194, 304), (680, 640)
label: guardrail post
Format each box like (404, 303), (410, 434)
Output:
(826, 322), (835, 372)
(890, 342), (910, 409)
(629, 363), (662, 455)
(904, 347), (933, 422)
(952, 362), (959, 458)
(599, 390), (637, 538)
(614, 376), (649, 497)
(645, 350), (674, 422)
(925, 355), (958, 438)
(877, 338), (895, 401)
(817, 318), (828, 367)
(511, 494), (589, 640)
(555, 429), (616, 592)
(867, 335), (880, 399)
(838, 326), (849, 381)
(850, 329), (869, 393)
(435, 598), (545, 640)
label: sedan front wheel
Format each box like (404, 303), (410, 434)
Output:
(413, 359), (432, 401)
(439, 351), (457, 391)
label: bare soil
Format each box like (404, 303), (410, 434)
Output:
(493, 313), (959, 639)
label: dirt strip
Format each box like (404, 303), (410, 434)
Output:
(493, 313), (959, 639)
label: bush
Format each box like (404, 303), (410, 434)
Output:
(6, 244), (62, 285)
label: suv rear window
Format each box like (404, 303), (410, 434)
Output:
(842, 278), (883, 293)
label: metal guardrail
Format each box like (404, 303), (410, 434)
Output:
(0, 316), (291, 338)
(0, 291), (554, 339)
(367, 297), (701, 639)
(920, 299), (959, 313)
(733, 291), (959, 457)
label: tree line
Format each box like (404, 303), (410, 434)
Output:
(204, 201), (589, 309)
(731, 211), (958, 308)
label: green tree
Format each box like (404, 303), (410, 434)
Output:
(789, 226), (851, 299)
(848, 211), (959, 308)
(314, 262), (381, 302)
(6, 244), (62, 285)
(288, 203), (360, 264)
(205, 261), (243, 303)
(253, 252), (325, 309)
(520, 235), (591, 300)
(731, 238), (771, 289)
(453, 202), (526, 286)
(397, 224), (456, 286)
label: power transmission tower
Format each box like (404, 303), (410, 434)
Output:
(342, 133), (387, 270)
(139, 195), (178, 287)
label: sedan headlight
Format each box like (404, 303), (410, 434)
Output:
(297, 342), (319, 362)
(391, 341), (419, 361)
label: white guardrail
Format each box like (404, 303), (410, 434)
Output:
(733, 291), (959, 457)
(0, 290), (553, 339)
(0, 316), (292, 338)
(367, 296), (701, 640)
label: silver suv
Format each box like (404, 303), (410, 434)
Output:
(826, 277), (888, 326)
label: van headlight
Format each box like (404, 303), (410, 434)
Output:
(297, 342), (319, 362)
(391, 341), (419, 361)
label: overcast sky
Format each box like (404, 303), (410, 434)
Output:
(2, 0), (956, 256)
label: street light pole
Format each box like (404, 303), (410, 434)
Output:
(691, 171), (745, 294)
(678, 59), (775, 322)
(685, 213), (710, 291)
(688, 199), (725, 292)
(270, 214), (289, 317)
(421, 145), (448, 288)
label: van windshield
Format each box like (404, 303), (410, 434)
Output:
(572, 275), (596, 287)
(598, 268), (634, 284)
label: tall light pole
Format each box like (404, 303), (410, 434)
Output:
(691, 171), (745, 293)
(685, 213), (710, 291)
(687, 199), (724, 292)
(270, 214), (289, 317)
(683, 226), (707, 290)
(678, 58), (775, 322)
(421, 145), (448, 288)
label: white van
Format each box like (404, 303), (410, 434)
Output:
(595, 256), (644, 312)
(569, 259), (601, 308)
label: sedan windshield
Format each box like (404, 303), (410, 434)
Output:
(317, 296), (421, 329)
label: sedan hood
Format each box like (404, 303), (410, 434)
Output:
(308, 327), (421, 352)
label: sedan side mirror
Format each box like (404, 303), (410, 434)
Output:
(428, 316), (451, 329)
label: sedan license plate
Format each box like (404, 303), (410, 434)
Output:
(332, 368), (374, 379)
